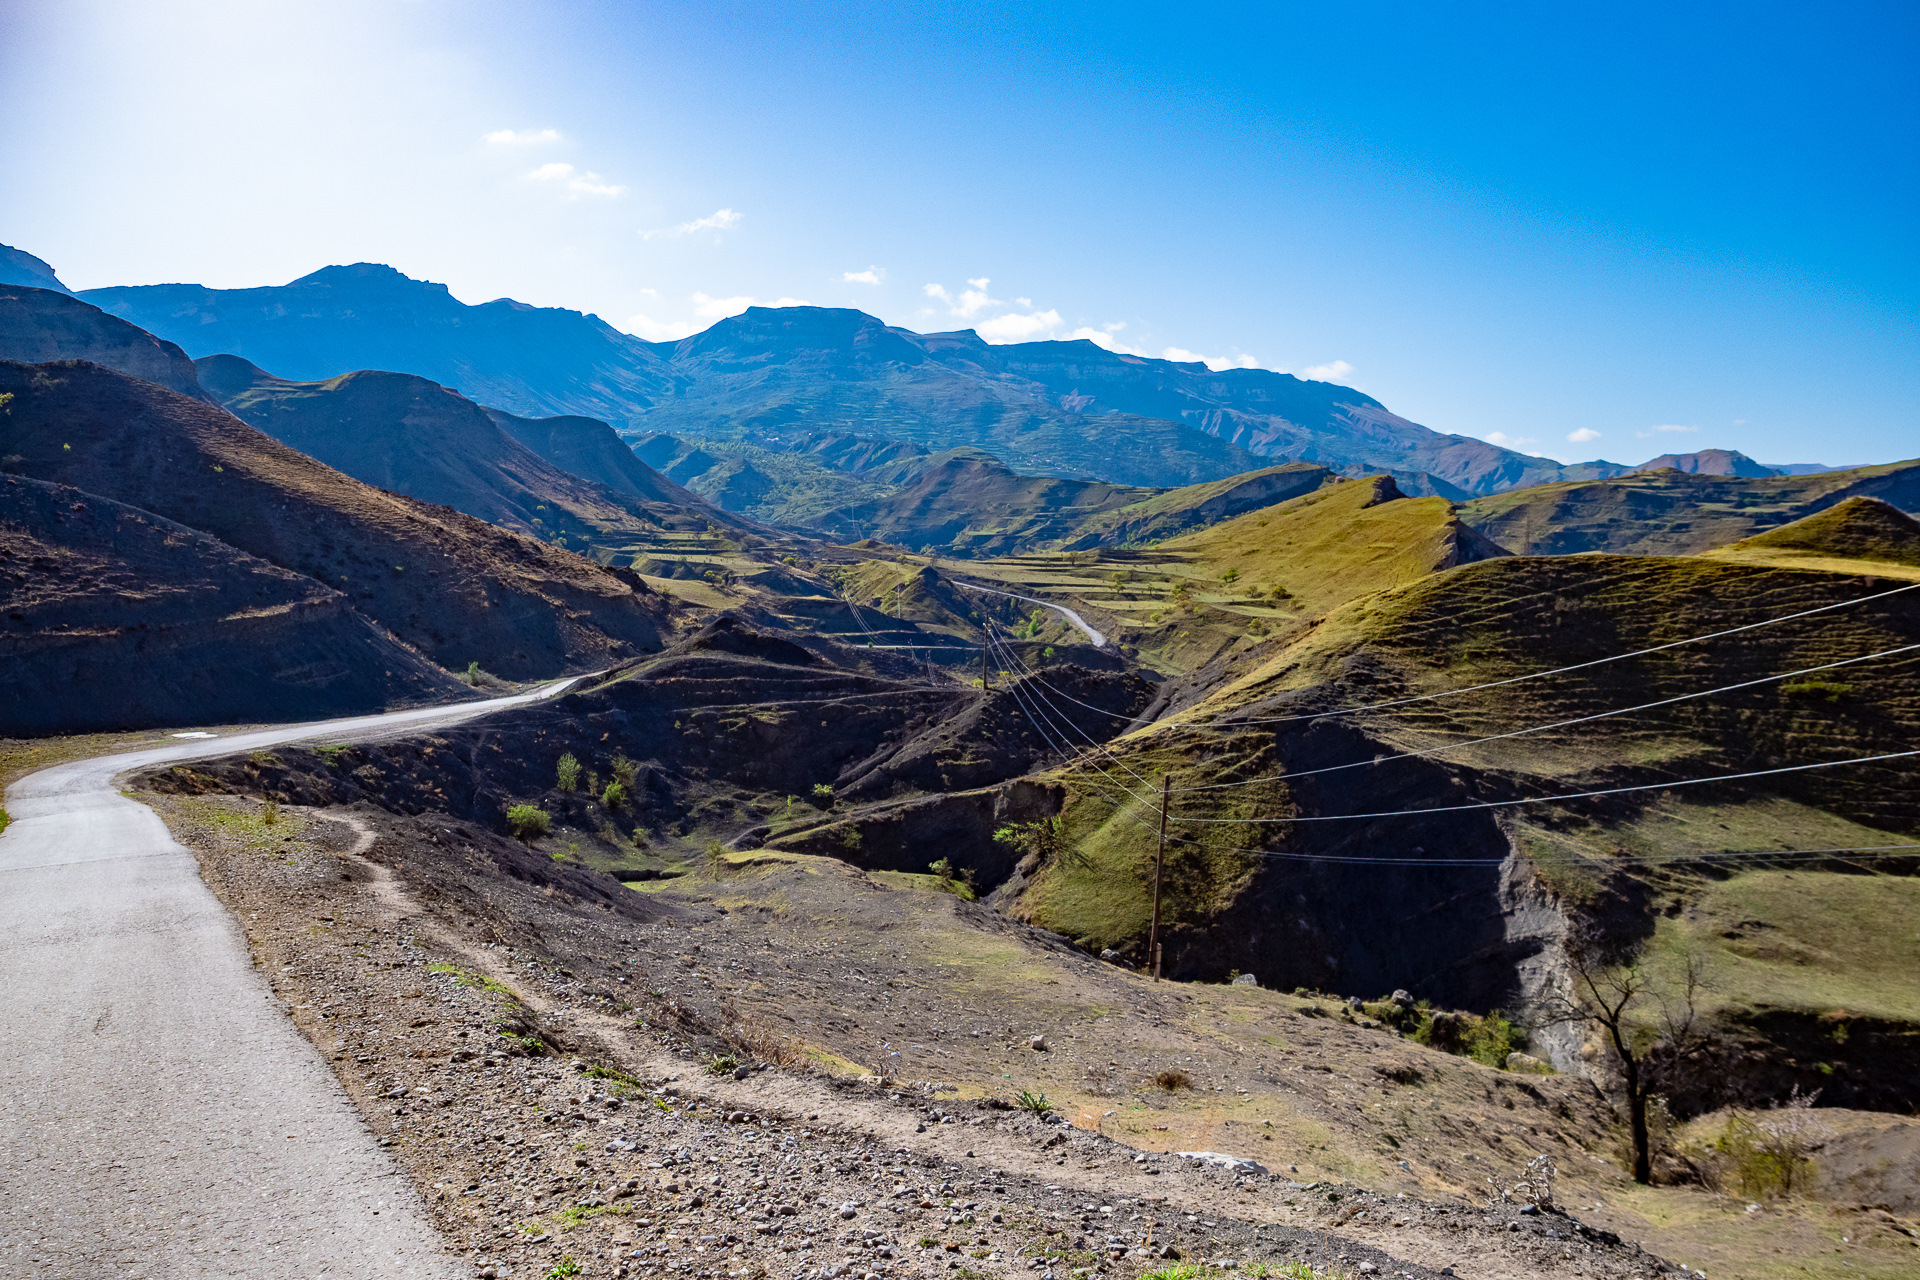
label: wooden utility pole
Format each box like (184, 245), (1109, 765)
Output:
(980, 636), (990, 691)
(1148, 775), (1169, 980)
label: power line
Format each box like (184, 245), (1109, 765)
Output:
(1166, 643), (1920, 793)
(1127, 579), (1920, 732)
(1252, 843), (1920, 867)
(1167, 748), (1920, 824)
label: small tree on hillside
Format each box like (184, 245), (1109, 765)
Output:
(1543, 949), (1706, 1184)
(505, 804), (551, 846)
(993, 815), (1080, 869)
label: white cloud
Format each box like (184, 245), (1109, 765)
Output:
(640, 208), (742, 239)
(623, 291), (810, 343)
(976, 309), (1063, 341)
(922, 283), (951, 304)
(1297, 360), (1353, 381)
(624, 313), (700, 342)
(842, 266), (885, 284)
(525, 162), (625, 198)
(1636, 423), (1700, 438)
(1065, 324), (1147, 356)
(485, 128), (562, 146)
(1482, 431), (1538, 450)
(1163, 347), (1259, 371)
(690, 292), (808, 319)
(1566, 427), (1603, 444)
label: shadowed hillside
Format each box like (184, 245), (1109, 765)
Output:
(195, 354), (728, 546)
(0, 360), (676, 678)
(0, 473), (467, 733)
(0, 286), (208, 399)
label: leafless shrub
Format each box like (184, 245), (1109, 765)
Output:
(1486, 1154), (1558, 1211)
(1152, 1068), (1194, 1091)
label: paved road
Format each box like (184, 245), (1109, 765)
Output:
(952, 580), (1108, 647)
(0, 680), (583, 1278)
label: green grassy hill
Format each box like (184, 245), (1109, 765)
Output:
(1456, 459), (1920, 556)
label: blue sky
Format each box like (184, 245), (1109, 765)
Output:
(2, 0), (1915, 465)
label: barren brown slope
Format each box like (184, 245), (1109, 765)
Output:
(0, 360), (677, 679)
(0, 286), (208, 400)
(481, 405), (705, 507)
(0, 473), (469, 734)
(195, 355), (731, 543)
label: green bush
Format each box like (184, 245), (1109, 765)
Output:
(505, 804), (551, 844)
(601, 780), (628, 810)
(1782, 679), (1853, 703)
(555, 752), (582, 791)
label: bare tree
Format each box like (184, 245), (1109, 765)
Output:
(1543, 948), (1706, 1184)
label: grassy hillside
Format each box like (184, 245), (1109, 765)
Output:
(1457, 459), (1920, 556)
(884, 474), (1508, 672)
(1702, 495), (1920, 577)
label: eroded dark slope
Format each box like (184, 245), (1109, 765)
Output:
(145, 615), (1150, 882)
(0, 473), (466, 733)
(0, 286), (208, 399)
(0, 361), (675, 677)
(1458, 459), (1920, 555)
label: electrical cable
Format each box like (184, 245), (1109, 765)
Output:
(1248, 843), (1920, 867)
(1161, 643), (1920, 793)
(991, 578), (1920, 735)
(1161, 747), (1920, 824)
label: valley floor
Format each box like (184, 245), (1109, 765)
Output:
(142, 793), (1920, 1280)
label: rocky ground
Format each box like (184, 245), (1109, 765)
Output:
(143, 793), (1720, 1280)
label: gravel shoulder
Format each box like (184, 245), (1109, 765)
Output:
(142, 792), (1710, 1280)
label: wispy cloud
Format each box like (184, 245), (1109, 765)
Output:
(525, 162), (625, 198)
(842, 266), (885, 284)
(485, 128), (562, 146)
(1567, 427), (1603, 444)
(641, 208), (742, 240)
(1636, 423), (1700, 438)
(1482, 431), (1538, 450)
(1297, 360), (1352, 381)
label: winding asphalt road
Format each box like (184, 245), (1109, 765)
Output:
(952, 580), (1108, 647)
(0, 679), (584, 1278)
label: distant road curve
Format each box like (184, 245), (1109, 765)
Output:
(0, 676), (588, 1278)
(952, 580), (1108, 648)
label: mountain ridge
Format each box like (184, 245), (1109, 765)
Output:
(74, 260), (1609, 496)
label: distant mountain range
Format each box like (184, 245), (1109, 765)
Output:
(65, 253), (1830, 497)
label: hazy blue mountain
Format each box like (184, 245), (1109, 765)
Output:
(0, 285), (210, 400)
(84, 263), (674, 422)
(0, 245), (70, 294)
(72, 256), (1808, 496)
